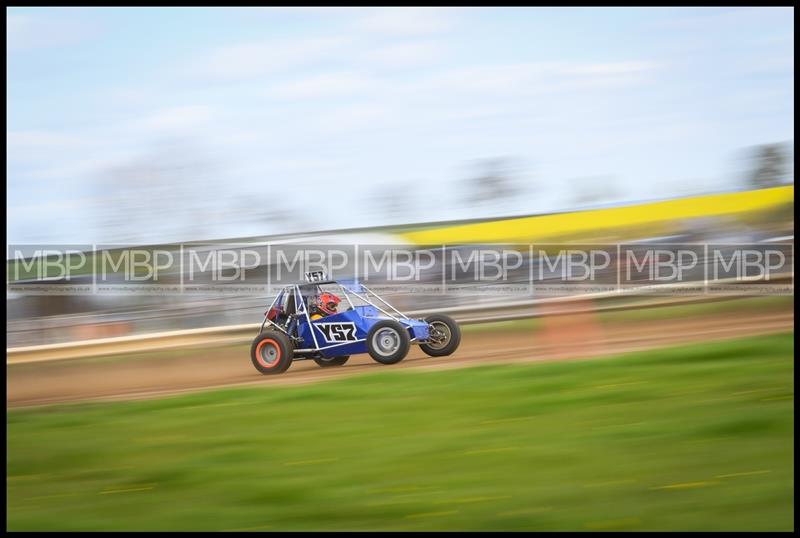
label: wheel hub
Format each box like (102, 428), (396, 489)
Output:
(373, 328), (400, 355)
(426, 321), (451, 350)
(261, 344), (278, 364)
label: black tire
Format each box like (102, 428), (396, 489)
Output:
(251, 331), (293, 375)
(366, 320), (411, 365)
(313, 355), (350, 367)
(419, 314), (461, 357)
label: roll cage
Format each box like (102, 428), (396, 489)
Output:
(258, 280), (412, 351)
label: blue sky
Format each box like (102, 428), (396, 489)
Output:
(6, 7), (794, 244)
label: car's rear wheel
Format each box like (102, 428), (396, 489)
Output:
(251, 331), (293, 375)
(366, 320), (410, 365)
(313, 355), (350, 367)
(419, 314), (461, 357)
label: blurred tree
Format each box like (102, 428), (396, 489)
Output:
(570, 175), (618, 206)
(748, 143), (791, 189)
(464, 157), (525, 208)
(92, 141), (217, 244)
(370, 184), (413, 221)
(226, 194), (305, 236)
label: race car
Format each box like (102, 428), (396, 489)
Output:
(250, 272), (461, 375)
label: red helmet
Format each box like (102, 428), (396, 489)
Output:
(316, 292), (341, 316)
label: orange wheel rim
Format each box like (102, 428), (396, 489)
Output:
(255, 339), (281, 368)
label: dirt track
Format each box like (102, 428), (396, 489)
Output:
(7, 309), (794, 409)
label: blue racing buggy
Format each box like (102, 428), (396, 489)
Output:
(250, 272), (461, 375)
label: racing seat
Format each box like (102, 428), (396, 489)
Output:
(268, 291), (296, 328)
(283, 293), (303, 340)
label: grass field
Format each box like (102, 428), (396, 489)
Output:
(7, 332), (794, 531)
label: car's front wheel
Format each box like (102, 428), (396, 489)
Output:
(419, 314), (461, 357)
(366, 320), (410, 365)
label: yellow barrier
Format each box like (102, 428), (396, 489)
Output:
(401, 186), (794, 245)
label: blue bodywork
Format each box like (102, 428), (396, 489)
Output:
(298, 306), (430, 358)
(267, 282), (430, 359)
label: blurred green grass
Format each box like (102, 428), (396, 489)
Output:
(7, 332), (794, 531)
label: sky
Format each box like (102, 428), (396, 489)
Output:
(6, 7), (795, 244)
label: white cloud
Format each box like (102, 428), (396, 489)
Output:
(6, 13), (94, 51)
(313, 103), (394, 134)
(267, 72), (380, 99)
(7, 129), (93, 165)
(247, 59), (657, 140)
(189, 36), (351, 81)
(561, 61), (656, 77)
(6, 197), (99, 219)
(361, 41), (447, 67)
(131, 105), (215, 133)
(25, 154), (134, 184)
(353, 8), (454, 35)
(7, 129), (80, 150)
(655, 7), (791, 31)
(413, 60), (657, 98)
(106, 86), (159, 108)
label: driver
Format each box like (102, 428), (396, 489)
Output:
(310, 292), (341, 320)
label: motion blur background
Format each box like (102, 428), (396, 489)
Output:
(6, 6), (795, 344)
(6, 6), (795, 532)
(7, 7), (794, 243)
